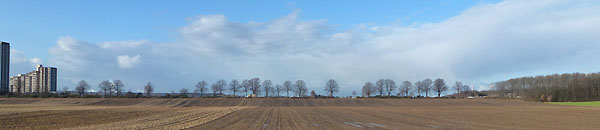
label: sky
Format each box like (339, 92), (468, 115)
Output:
(2, 0), (600, 96)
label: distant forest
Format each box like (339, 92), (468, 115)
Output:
(491, 73), (600, 102)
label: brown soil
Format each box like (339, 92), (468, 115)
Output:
(0, 98), (597, 130)
(194, 106), (600, 130)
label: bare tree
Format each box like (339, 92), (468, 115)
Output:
(362, 82), (375, 97)
(275, 84), (283, 97)
(75, 80), (89, 97)
(241, 79), (250, 96)
(195, 81), (208, 97)
(262, 80), (273, 97)
(384, 79), (396, 96)
(108, 82), (115, 96)
(422, 79), (433, 97)
(249, 78), (261, 95)
(213, 80), (227, 96)
(229, 79), (240, 96)
(352, 91), (357, 97)
(453, 81), (463, 97)
(216, 80), (227, 94)
(415, 81), (423, 97)
(433, 78), (448, 97)
(264, 86), (273, 97)
(60, 86), (70, 96)
(462, 85), (471, 97)
(15, 83), (23, 93)
(294, 80), (307, 97)
(490, 72), (600, 102)
(211, 83), (218, 96)
(180, 88), (189, 96)
(463, 85), (471, 92)
(376, 79), (385, 96)
(113, 80), (125, 96)
(98, 80), (112, 97)
(144, 82), (154, 97)
(283, 81), (292, 97)
(61, 86), (69, 93)
(324, 79), (339, 97)
(270, 86), (276, 97)
(400, 81), (412, 97)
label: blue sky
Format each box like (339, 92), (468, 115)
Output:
(2, 0), (499, 61)
(2, 0), (600, 96)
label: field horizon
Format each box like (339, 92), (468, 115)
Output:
(0, 98), (540, 107)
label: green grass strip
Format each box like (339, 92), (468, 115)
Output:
(546, 101), (600, 106)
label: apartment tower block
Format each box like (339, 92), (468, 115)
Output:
(0, 42), (9, 94)
(10, 65), (57, 93)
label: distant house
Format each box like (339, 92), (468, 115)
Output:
(310, 90), (317, 98)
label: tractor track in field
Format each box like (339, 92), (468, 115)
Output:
(0, 98), (599, 130)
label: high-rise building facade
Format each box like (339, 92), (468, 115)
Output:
(0, 42), (9, 94)
(9, 65), (57, 93)
(38, 65), (57, 92)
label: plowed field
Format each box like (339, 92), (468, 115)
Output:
(0, 98), (598, 130)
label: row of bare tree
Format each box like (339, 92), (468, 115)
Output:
(71, 77), (476, 98)
(73, 80), (128, 97)
(361, 78), (470, 98)
(491, 73), (600, 102)
(71, 78), (336, 98)
(191, 78), (331, 97)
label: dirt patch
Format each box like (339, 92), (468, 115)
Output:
(0, 107), (160, 130)
(0, 104), (248, 130)
(193, 106), (600, 130)
(0, 98), (597, 130)
(64, 107), (248, 130)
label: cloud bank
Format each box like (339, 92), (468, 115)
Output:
(35, 0), (600, 95)
(10, 50), (42, 76)
(117, 55), (141, 69)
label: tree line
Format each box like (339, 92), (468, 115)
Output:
(188, 78), (316, 97)
(361, 78), (470, 98)
(18, 77), (475, 99)
(66, 78), (339, 98)
(73, 80), (135, 98)
(490, 73), (600, 102)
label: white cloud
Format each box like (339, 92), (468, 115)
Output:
(117, 55), (141, 69)
(44, 0), (600, 95)
(101, 40), (148, 50)
(10, 50), (43, 75)
(10, 50), (31, 63)
(30, 58), (42, 65)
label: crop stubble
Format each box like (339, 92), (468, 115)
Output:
(0, 98), (599, 130)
